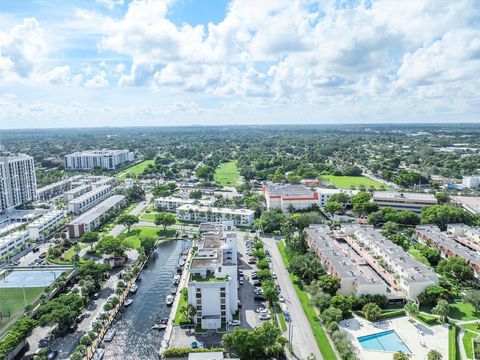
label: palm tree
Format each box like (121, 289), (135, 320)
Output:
(404, 302), (419, 320)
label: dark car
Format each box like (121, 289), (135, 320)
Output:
(32, 247), (40, 253)
(47, 350), (59, 360)
(253, 280), (262, 286)
(76, 313), (86, 323)
(39, 253), (46, 259)
(254, 295), (265, 301)
(191, 341), (198, 349)
(92, 292), (100, 300)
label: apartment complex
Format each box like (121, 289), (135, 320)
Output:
(0, 230), (30, 258)
(416, 225), (480, 276)
(316, 188), (357, 206)
(342, 225), (438, 299)
(451, 196), (480, 215)
(371, 191), (437, 212)
(27, 210), (65, 240)
(305, 225), (387, 296)
(263, 183), (319, 213)
(187, 222), (238, 329)
(447, 224), (480, 252)
(463, 176), (480, 190)
(63, 184), (92, 202)
(67, 185), (113, 215)
(154, 196), (215, 212)
(65, 150), (134, 171)
(36, 176), (83, 201)
(67, 195), (126, 238)
(0, 154), (37, 213)
(176, 204), (254, 227)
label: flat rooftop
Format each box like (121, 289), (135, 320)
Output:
(451, 196), (480, 214)
(69, 195), (125, 225)
(373, 191), (437, 202)
(68, 185), (111, 204)
(265, 183), (314, 197)
(177, 204), (254, 215)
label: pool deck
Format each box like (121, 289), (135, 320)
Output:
(340, 315), (448, 360)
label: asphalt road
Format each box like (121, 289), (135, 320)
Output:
(262, 237), (322, 360)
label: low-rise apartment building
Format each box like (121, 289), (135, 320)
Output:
(65, 150), (134, 171)
(447, 224), (480, 252)
(27, 210), (65, 240)
(67, 195), (125, 238)
(67, 185), (113, 215)
(416, 225), (480, 276)
(316, 188), (357, 206)
(176, 204), (254, 227)
(305, 225), (387, 296)
(450, 196), (480, 215)
(187, 222), (238, 329)
(371, 191), (437, 212)
(0, 230), (30, 258)
(342, 225), (438, 299)
(263, 183), (319, 213)
(463, 176), (480, 190)
(154, 196), (215, 212)
(36, 176), (82, 201)
(63, 184), (92, 202)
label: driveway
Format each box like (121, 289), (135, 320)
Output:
(262, 237), (322, 360)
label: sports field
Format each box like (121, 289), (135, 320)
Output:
(321, 175), (387, 190)
(214, 160), (240, 186)
(0, 287), (44, 329)
(117, 159), (155, 180)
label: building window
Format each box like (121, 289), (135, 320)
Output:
(221, 305), (226, 310)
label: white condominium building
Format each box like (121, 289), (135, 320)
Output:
(316, 188), (357, 206)
(462, 176), (480, 189)
(262, 183), (320, 213)
(188, 222), (238, 329)
(371, 191), (437, 213)
(65, 150), (134, 171)
(67, 185), (113, 214)
(176, 204), (254, 227)
(36, 176), (83, 201)
(63, 184), (92, 202)
(447, 224), (480, 252)
(305, 225), (387, 296)
(416, 225), (480, 276)
(0, 230), (30, 258)
(27, 210), (65, 240)
(0, 154), (37, 213)
(342, 225), (438, 299)
(154, 196), (215, 212)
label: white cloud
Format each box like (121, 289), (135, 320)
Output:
(40, 65), (71, 84)
(84, 71), (109, 87)
(96, 0), (124, 10)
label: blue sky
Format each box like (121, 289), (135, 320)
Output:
(0, 0), (479, 128)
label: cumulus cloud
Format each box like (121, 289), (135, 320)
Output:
(85, 71), (109, 88)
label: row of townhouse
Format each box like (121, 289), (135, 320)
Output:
(67, 185), (113, 215)
(27, 210), (65, 240)
(0, 230), (30, 258)
(447, 224), (480, 252)
(176, 204), (255, 227)
(342, 225), (438, 299)
(416, 225), (480, 277)
(67, 195), (126, 238)
(188, 222), (238, 330)
(36, 176), (83, 201)
(154, 196), (215, 212)
(305, 225), (387, 296)
(63, 184), (92, 202)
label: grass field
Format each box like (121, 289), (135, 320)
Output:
(214, 160), (240, 186)
(140, 213), (157, 222)
(322, 175), (387, 190)
(408, 247), (430, 266)
(173, 289), (190, 325)
(277, 242), (336, 360)
(449, 324), (461, 360)
(449, 301), (479, 321)
(0, 287), (44, 329)
(462, 323), (480, 333)
(118, 160), (155, 180)
(462, 330), (477, 359)
(121, 226), (176, 249)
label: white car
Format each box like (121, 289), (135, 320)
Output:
(256, 307), (267, 313)
(228, 320), (241, 326)
(278, 294), (285, 303)
(259, 313), (271, 320)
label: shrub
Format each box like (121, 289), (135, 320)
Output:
(162, 347), (224, 358)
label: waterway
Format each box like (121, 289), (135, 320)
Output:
(103, 240), (190, 360)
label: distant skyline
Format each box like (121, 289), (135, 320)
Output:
(1, 0), (480, 129)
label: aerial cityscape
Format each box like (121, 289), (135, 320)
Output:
(1, 1), (480, 360)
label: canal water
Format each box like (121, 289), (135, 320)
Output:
(103, 240), (190, 360)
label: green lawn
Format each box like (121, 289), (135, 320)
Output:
(449, 301), (480, 321)
(407, 247), (430, 266)
(140, 213), (157, 222)
(462, 323), (480, 333)
(121, 226), (176, 249)
(277, 242), (336, 360)
(321, 175), (387, 190)
(214, 160), (240, 186)
(63, 244), (87, 261)
(0, 287), (44, 329)
(449, 324), (460, 360)
(462, 330), (477, 359)
(117, 160), (155, 180)
(173, 289), (190, 325)
(414, 312), (442, 326)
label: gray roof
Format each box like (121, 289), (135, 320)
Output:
(69, 195), (125, 225)
(266, 183), (314, 198)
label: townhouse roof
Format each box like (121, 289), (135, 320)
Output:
(265, 183), (314, 198)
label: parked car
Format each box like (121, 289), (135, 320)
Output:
(228, 320), (241, 326)
(248, 258), (257, 264)
(39, 253), (46, 259)
(254, 295), (265, 301)
(238, 300), (242, 308)
(284, 311), (291, 322)
(238, 269), (244, 276)
(239, 279), (244, 285)
(76, 313), (86, 323)
(47, 351), (59, 360)
(92, 292), (100, 300)
(255, 307), (267, 313)
(191, 341), (198, 349)
(278, 294), (285, 303)
(253, 280), (262, 286)
(259, 313), (271, 320)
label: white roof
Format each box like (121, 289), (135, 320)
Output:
(177, 204), (254, 215)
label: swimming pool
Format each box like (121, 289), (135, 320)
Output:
(357, 330), (411, 353)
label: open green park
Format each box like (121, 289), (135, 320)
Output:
(0, 287), (44, 329)
(321, 175), (387, 190)
(117, 159), (155, 180)
(121, 226), (176, 249)
(214, 160), (241, 186)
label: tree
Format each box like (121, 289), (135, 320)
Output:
(436, 257), (474, 283)
(189, 190), (203, 199)
(434, 192), (449, 205)
(325, 201), (343, 215)
(125, 184), (145, 202)
(463, 291), (480, 314)
(97, 236), (126, 257)
(196, 165), (214, 180)
(254, 210), (286, 234)
(418, 285), (452, 307)
(432, 299), (449, 322)
(421, 205), (475, 230)
(154, 212), (177, 230)
(393, 352), (411, 360)
(262, 280), (278, 304)
(351, 192), (378, 216)
(427, 349), (442, 360)
(80, 232), (99, 249)
(363, 302), (381, 322)
(320, 306), (343, 325)
(222, 322), (286, 360)
(329, 193), (350, 204)
(318, 275), (340, 296)
(140, 236), (156, 255)
(117, 214), (139, 233)
(404, 302), (419, 319)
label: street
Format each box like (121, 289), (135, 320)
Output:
(262, 237), (322, 360)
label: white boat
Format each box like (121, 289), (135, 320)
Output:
(124, 298), (133, 307)
(104, 328), (116, 342)
(166, 295), (174, 306)
(152, 323), (167, 330)
(92, 349), (105, 360)
(170, 286), (177, 294)
(172, 275), (180, 285)
(130, 284), (138, 294)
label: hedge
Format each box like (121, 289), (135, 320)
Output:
(163, 347), (224, 358)
(356, 309), (405, 321)
(0, 317), (37, 358)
